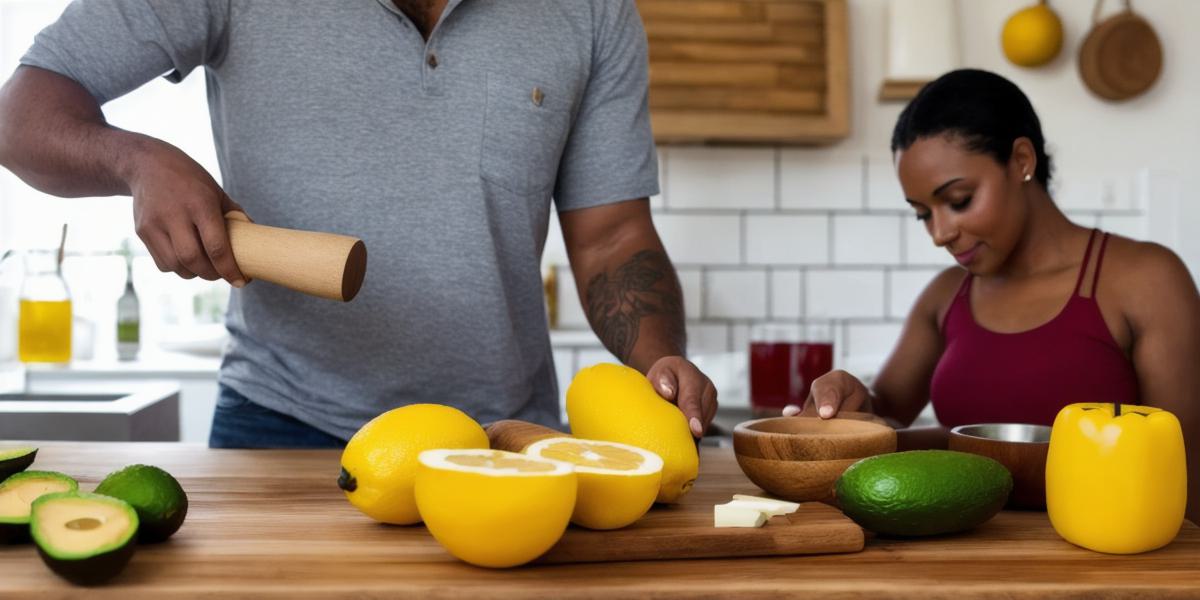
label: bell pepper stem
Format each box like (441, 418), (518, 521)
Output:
(1114, 402), (1121, 417)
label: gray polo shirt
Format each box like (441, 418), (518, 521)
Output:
(22, 0), (659, 439)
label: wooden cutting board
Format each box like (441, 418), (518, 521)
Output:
(542, 486), (863, 564)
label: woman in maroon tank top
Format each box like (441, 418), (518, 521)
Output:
(784, 70), (1200, 522)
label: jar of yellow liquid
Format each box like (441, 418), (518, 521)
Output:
(18, 250), (72, 363)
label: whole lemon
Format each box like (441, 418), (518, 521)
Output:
(566, 363), (699, 503)
(1002, 2), (1063, 67)
(338, 404), (488, 525)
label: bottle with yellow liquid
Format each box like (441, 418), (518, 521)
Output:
(17, 250), (72, 363)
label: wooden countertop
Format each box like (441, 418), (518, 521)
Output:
(2, 443), (1198, 598)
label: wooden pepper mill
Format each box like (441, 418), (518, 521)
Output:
(224, 211), (367, 302)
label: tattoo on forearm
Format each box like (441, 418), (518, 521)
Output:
(585, 250), (686, 363)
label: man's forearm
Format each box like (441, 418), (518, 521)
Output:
(0, 65), (142, 197)
(581, 248), (687, 373)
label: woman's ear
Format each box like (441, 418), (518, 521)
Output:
(1010, 137), (1038, 183)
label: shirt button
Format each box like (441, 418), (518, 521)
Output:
(426, 54), (439, 69)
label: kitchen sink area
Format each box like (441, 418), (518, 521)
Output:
(0, 381), (179, 441)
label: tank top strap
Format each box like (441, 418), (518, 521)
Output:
(1071, 229), (1101, 297)
(1089, 232), (1112, 299)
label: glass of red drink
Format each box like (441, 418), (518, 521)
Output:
(748, 322), (834, 417)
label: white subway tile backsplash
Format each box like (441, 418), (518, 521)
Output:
(730, 323), (752, 355)
(780, 150), (863, 210)
(576, 348), (621, 373)
(745, 215), (829, 265)
(666, 147), (774, 210)
(556, 271), (588, 328)
(1099, 215), (1148, 240)
(677, 268), (703, 320)
(1055, 171), (1133, 210)
(904, 218), (956, 266)
(833, 215), (901, 265)
(1065, 211), (1100, 228)
(770, 269), (803, 319)
(553, 349), (575, 421)
(806, 270), (886, 319)
(704, 270), (768, 319)
(688, 322), (730, 355)
(650, 148), (666, 210)
(542, 210), (568, 268)
(866, 155), (905, 212)
(845, 322), (904, 372)
(888, 269), (944, 319)
(655, 214), (741, 265)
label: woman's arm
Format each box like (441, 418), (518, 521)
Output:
(797, 267), (963, 429)
(1117, 242), (1200, 524)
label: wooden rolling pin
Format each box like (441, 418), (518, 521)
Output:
(225, 211), (367, 302)
(486, 420), (569, 452)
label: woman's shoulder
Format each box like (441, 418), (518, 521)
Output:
(1099, 234), (1197, 305)
(915, 266), (970, 328)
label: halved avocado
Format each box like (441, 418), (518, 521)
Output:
(31, 492), (139, 586)
(0, 471), (78, 544)
(0, 447), (37, 481)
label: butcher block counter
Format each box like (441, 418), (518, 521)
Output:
(2, 443), (1199, 598)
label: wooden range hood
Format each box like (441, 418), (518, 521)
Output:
(637, 0), (850, 145)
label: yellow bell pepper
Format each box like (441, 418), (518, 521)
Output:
(1046, 403), (1187, 554)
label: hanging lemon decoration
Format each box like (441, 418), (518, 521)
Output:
(1002, 0), (1064, 67)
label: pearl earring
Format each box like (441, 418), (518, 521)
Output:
(1023, 173), (1032, 182)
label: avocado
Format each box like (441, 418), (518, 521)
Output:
(0, 447), (37, 481)
(835, 450), (1012, 537)
(31, 492), (139, 585)
(93, 464), (187, 543)
(0, 471), (79, 544)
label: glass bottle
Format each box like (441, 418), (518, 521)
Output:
(17, 250), (72, 363)
(116, 247), (140, 361)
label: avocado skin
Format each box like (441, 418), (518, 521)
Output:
(134, 499), (187, 544)
(0, 449), (37, 482)
(36, 540), (136, 586)
(836, 450), (1013, 537)
(93, 465), (188, 543)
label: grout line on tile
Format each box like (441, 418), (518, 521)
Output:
(861, 155), (869, 210)
(739, 211), (748, 265)
(774, 147), (783, 210)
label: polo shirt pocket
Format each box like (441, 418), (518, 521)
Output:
(480, 75), (572, 195)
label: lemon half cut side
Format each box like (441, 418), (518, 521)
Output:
(524, 437), (663, 530)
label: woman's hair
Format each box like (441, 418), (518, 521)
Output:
(891, 69), (1052, 188)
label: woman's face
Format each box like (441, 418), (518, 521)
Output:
(894, 135), (1030, 275)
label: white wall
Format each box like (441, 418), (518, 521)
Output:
(546, 0), (1198, 383)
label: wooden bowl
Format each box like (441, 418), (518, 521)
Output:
(949, 423), (1050, 510)
(733, 413), (897, 502)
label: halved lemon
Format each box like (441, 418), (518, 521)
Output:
(414, 449), (576, 568)
(524, 437), (663, 530)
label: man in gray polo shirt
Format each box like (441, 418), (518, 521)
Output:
(0, 0), (718, 447)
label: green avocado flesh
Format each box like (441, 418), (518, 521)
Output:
(0, 447), (37, 482)
(31, 492), (140, 585)
(94, 464), (188, 543)
(835, 450), (1012, 537)
(0, 471), (79, 544)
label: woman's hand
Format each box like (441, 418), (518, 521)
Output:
(647, 356), (718, 438)
(781, 370), (871, 419)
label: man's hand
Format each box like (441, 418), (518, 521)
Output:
(646, 356), (717, 438)
(129, 138), (248, 286)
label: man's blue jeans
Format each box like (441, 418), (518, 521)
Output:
(209, 384), (346, 449)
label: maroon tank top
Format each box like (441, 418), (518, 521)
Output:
(930, 230), (1139, 427)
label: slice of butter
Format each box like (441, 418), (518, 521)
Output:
(731, 494), (801, 517)
(714, 502), (769, 528)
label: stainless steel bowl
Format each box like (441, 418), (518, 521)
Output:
(950, 423), (1051, 444)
